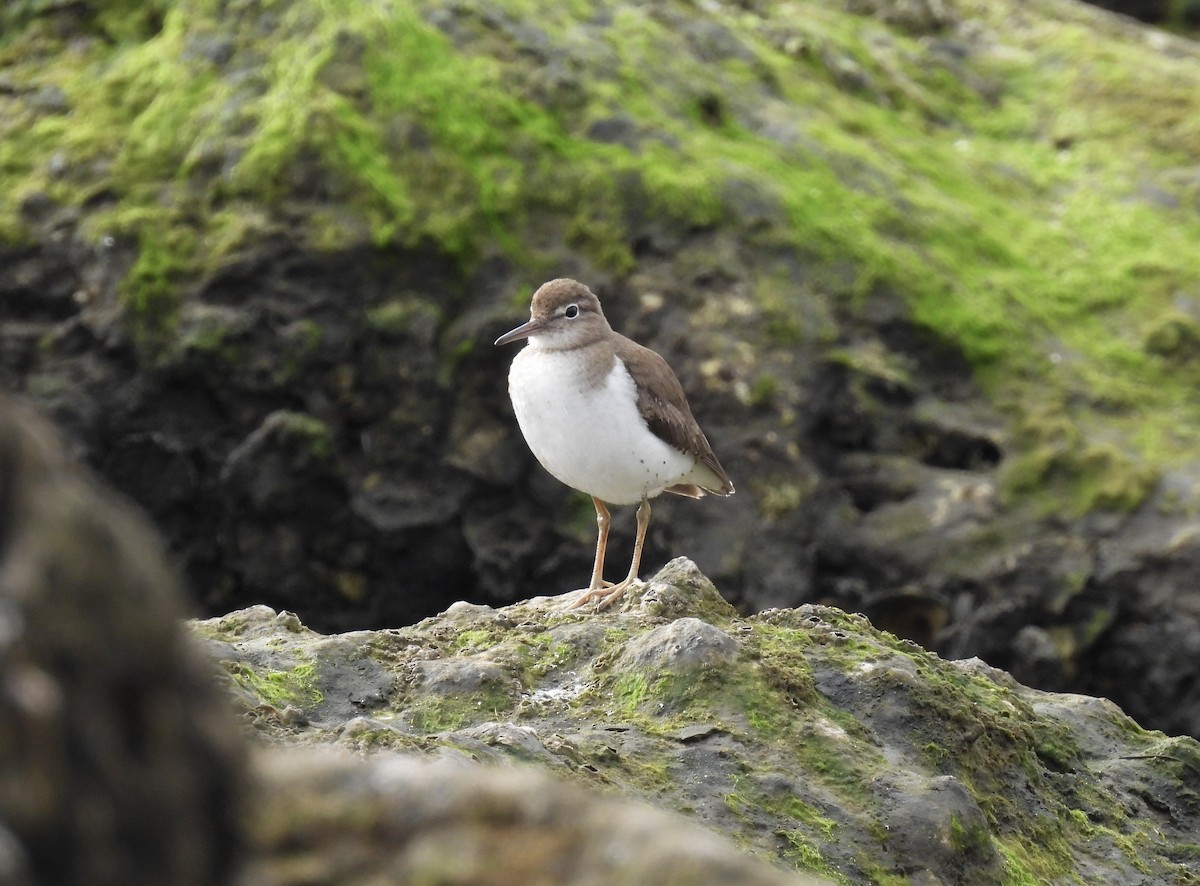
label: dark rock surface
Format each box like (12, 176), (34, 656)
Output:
(1082, 0), (1200, 26)
(199, 558), (1200, 886)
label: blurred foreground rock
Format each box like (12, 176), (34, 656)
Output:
(242, 749), (815, 886)
(0, 396), (245, 886)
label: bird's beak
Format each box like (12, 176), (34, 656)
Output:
(494, 317), (543, 346)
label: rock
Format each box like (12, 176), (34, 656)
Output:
(240, 749), (822, 886)
(844, 0), (958, 34)
(349, 475), (472, 532)
(873, 772), (1002, 885)
(1082, 0), (1200, 25)
(220, 410), (337, 511)
(0, 396), (246, 886)
(449, 721), (567, 766)
(616, 617), (739, 673)
(202, 562), (1200, 885)
(415, 658), (510, 695)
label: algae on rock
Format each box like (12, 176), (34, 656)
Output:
(198, 559), (1200, 886)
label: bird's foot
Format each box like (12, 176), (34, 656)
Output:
(560, 577), (639, 611)
(555, 580), (611, 608)
(557, 587), (598, 609)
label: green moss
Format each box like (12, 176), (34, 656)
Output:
(747, 375), (778, 407)
(515, 632), (578, 680)
(1144, 311), (1200, 361)
(997, 842), (1049, 886)
(228, 661), (323, 710)
(289, 318), (324, 352)
(271, 412), (335, 461)
(195, 558), (1197, 883)
(921, 741), (952, 767)
(755, 477), (816, 519)
(119, 224), (196, 348)
(1167, 843), (1200, 862)
(998, 404), (1161, 515)
(178, 313), (237, 356)
(613, 672), (652, 713)
(851, 860), (910, 886)
(778, 833), (833, 877)
(269, 319), (325, 383)
(4, 0), (1200, 513)
(949, 814), (991, 854)
(763, 608), (1122, 880)
(997, 835), (1084, 886)
(1002, 435), (1159, 516)
(452, 629), (497, 652)
(725, 773), (843, 880)
(366, 299), (441, 335)
(401, 683), (516, 733)
(338, 727), (425, 753)
(743, 626), (819, 712)
(1, 1), (164, 39)
(1033, 722), (1083, 772)
(824, 344), (914, 393)
(443, 626), (584, 691)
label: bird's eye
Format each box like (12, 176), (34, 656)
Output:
(564, 304), (580, 319)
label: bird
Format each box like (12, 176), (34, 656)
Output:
(494, 278), (734, 609)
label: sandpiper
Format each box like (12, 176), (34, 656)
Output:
(494, 278), (734, 609)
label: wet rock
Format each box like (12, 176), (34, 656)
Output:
(1083, 0), (1200, 25)
(632, 556), (741, 622)
(0, 825), (34, 886)
(349, 475), (471, 532)
(873, 772), (1002, 885)
(195, 608), (398, 723)
(102, 432), (199, 506)
(585, 114), (640, 147)
(220, 410), (337, 512)
(449, 721), (566, 766)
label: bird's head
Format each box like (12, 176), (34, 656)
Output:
(494, 278), (610, 351)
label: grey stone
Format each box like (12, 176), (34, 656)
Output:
(617, 617), (739, 673)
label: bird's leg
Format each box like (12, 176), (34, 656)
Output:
(587, 496), (611, 591)
(583, 495), (651, 611)
(562, 497), (615, 608)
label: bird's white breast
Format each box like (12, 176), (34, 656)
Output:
(508, 345), (695, 505)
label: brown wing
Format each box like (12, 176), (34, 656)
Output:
(614, 335), (734, 497)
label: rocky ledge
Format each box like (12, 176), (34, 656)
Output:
(199, 561), (1200, 886)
